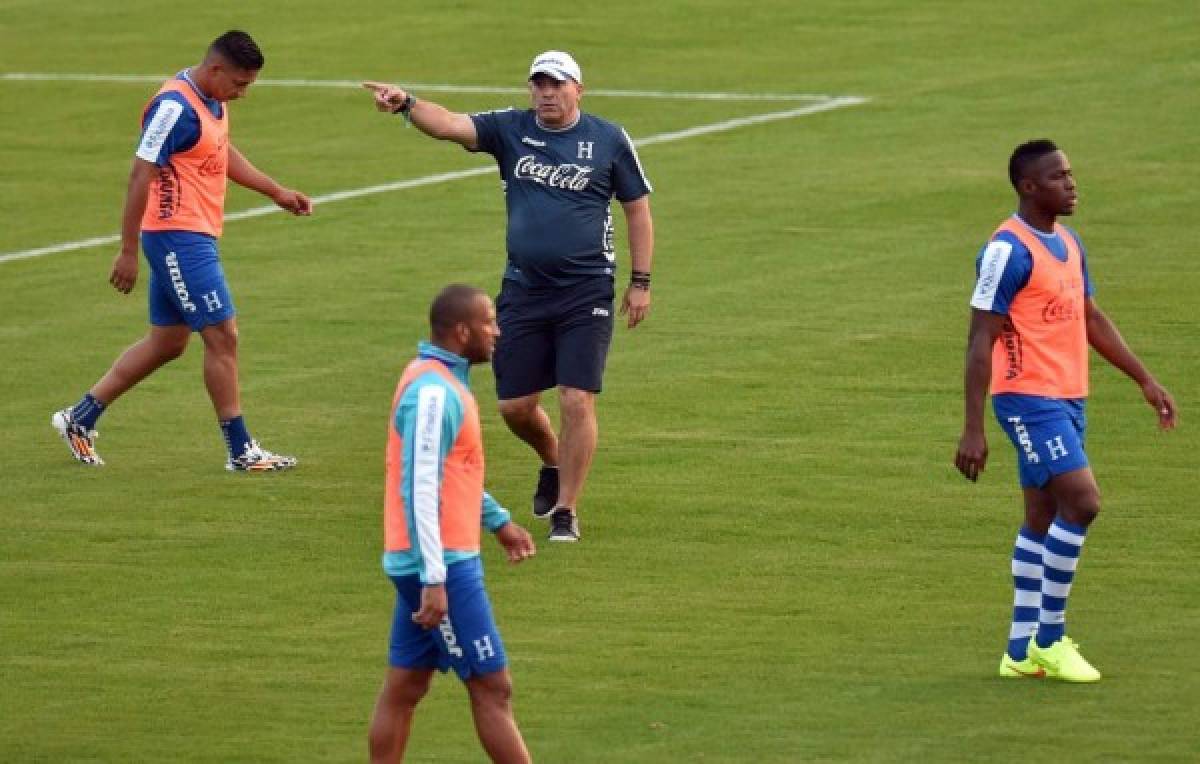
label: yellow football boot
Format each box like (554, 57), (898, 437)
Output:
(999, 652), (1046, 679)
(1028, 636), (1101, 683)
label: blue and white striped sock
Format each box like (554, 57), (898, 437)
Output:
(1007, 526), (1045, 660)
(1036, 518), (1089, 648)
(70, 393), (106, 430)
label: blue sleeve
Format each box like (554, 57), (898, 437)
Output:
(468, 108), (514, 158)
(135, 93), (201, 166)
(611, 125), (652, 202)
(481, 492), (511, 532)
(969, 231), (1032, 315)
(1062, 226), (1095, 298)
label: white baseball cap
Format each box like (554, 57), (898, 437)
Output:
(528, 50), (582, 84)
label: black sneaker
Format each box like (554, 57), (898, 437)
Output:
(548, 508), (580, 543)
(533, 466), (560, 519)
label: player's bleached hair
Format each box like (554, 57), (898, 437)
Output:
(209, 30), (265, 71)
(1008, 139), (1059, 190)
(430, 284), (487, 336)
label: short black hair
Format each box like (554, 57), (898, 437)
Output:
(209, 30), (265, 71)
(1008, 139), (1058, 190)
(430, 284), (486, 336)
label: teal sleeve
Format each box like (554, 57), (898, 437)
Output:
(394, 375), (464, 467)
(393, 374), (467, 584)
(481, 491), (511, 532)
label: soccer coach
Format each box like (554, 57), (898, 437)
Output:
(364, 50), (655, 543)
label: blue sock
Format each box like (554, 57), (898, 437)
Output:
(1007, 526), (1045, 660)
(219, 415), (252, 459)
(1036, 518), (1089, 648)
(70, 393), (107, 430)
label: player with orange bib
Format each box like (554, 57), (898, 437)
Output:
(956, 140), (1177, 682)
(369, 285), (536, 764)
(52, 30), (311, 471)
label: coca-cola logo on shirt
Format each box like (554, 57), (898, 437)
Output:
(1042, 296), (1081, 324)
(513, 155), (593, 191)
(198, 135), (228, 177)
(1042, 277), (1084, 323)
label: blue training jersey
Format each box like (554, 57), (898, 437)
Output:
(970, 214), (1094, 315)
(134, 71), (223, 166)
(469, 108), (652, 287)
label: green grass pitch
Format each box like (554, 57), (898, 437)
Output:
(2, 1), (1198, 761)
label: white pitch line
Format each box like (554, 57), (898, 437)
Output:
(0, 72), (851, 102)
(636, 96), (867, 146)
(0, 97), (868, 265)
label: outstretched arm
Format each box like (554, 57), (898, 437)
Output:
(1085, 298), (1177, 429)
(956, 309), (1007, 481)
(362, 82), (480, 149)
(227, 143), (312, 215)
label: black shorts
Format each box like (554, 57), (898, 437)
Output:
(493, 277), (615, 399)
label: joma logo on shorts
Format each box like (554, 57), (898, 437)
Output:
(439, 616), (464, 658)
(592, 307), (609, 317)
(164, 252), (197, 313)
(1006, 416), (1040, 464)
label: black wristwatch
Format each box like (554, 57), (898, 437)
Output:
(392, 93), (417, 116)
